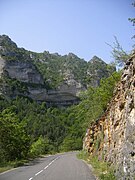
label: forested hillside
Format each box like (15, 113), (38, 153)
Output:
(0, 72), (121, 163)
(0, 35), (120, 165)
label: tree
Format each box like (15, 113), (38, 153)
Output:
(29, 136), (50, 157)
(106, 36), (130, 67)
(107, 2), (135, 67)
(128, 2), (135, 44)
(128, 2), (135, 27)
(0, 108), (30, 162)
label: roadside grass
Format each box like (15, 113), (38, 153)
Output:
(0, 152), (61, 174)
(0, 166), (12, 174)
(77, 150), (116, 180)
(0, 159), (29, 173)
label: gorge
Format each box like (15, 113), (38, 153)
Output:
(0, 35), (134, 179)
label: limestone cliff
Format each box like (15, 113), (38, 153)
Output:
(2, 58), (44, 85)
(0, 56), (80, 105)
(83, 53), (135, 179)
(0, 35), (115, 107)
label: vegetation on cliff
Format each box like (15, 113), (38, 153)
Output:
(0, 35), (115, 90)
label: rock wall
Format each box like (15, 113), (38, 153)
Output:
(0, 56), (5, 78)
(3, 59), (44, 85)
(0, 57), (80, 106)
(0, 35), (116, 106)
(83, 53), (135, 179)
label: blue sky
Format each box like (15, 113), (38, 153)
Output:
(0, 0), (134, 63)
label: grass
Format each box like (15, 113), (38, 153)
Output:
(0, 159), (29, 173)
(0, 152), (60, 174)
(77, 149), (89, 160)
(0, 166), (12, 174)
(77, 150), (116, 180)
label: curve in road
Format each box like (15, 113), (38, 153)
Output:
(0, 152), (96, 180)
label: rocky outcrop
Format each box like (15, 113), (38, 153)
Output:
(0, 56), (80, 105)
(3, 59), (44, 85)
(0, 58), (79, 105)
(83, 53), (135, 179)
(0, 35), (115, 107)
(87, 56), (114, 87)
(0, 56), (5, 78)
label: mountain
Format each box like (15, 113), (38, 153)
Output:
(0, 35), (125, 170)
(83, 53), (135, 179)
(87, 56), (115, 87)
(0, 35), (115, 106)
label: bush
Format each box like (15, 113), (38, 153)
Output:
(29, 136), (50, 157)
(88, 156), (116, 180)
(60, 137), (82, 152)
(77, 150), (89, 161)
(0, 109), (30, 161)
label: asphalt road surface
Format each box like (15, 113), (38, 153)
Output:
(0, 152), (96, 180)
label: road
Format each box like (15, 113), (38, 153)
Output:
(0, 152), (96, 180)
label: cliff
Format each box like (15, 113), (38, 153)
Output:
(83, 53), (135, 179)
(0, 35), (115, 106)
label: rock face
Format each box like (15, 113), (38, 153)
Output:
(83, 53), (135, 179)
(0, 57), (80, 105)
(0, 35), (115, 107)
(87, 56), (112, 87)
(0, 57), (5, 78)
(4, 59), (44, 85)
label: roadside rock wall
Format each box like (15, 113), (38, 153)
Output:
(83, 54), (135, 179)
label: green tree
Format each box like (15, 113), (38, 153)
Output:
(0, 108), (30, 162)
(29, 136), (50, 157)
(107, 2), (135, 67)
(107, 36), (130, 67)
(128, 2), (135, 27)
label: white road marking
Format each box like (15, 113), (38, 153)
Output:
(48, 162), (52, 166)
(44, 165), (49, 169)
(28, 156), (60, 180)
(35, 169), (43, 176)
(44, 156), (59, 170)
(29, 177), (33, 180)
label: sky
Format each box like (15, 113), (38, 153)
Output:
(0, 0), (134, 63)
